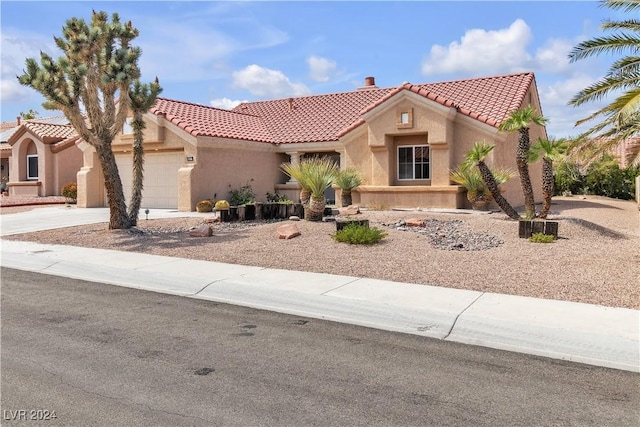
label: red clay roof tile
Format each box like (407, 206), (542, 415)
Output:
(150, 98), (273, 143)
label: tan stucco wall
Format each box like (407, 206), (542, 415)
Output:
(184, 140), (286, 211)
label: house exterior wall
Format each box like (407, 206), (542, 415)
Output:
(186, 140), (285, 211)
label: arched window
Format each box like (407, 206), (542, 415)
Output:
(26, 141), (38, 180)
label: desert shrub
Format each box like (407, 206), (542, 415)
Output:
(332, 224), (387, 245)
(366, 201), (387, 211)
(196, 199), (213, 212)
(228, 180), (255, 206)
(266, 191), (291, 203)
(584, 154), (638, 200)
(528, 233), (555, 243)
(554, 160), (585, 195)
(61, 182), (77, 201)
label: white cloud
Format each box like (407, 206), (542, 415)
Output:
(538, 74), (604, 138)
(307, 55), (337, 82)
(231, 64), (310, 98)
(210, 97), (246, 110)
(422, 19), (533, 76)
(535, 38), (574, 74)
(0, 31), (56, 102)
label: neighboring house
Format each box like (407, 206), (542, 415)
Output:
(25, 71), (548, 212)
(1, 116), (83, 197)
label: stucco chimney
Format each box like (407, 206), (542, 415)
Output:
(288, 98), (294, 110)
(358, 76), (378, 91)
(16, 116), (21, 125)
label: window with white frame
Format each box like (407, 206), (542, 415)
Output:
(122, 117), (133, 135)
(398, 145), (430, 180)
(27, 154), (38, 180)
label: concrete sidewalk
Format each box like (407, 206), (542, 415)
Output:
(1, 206), (638, 372)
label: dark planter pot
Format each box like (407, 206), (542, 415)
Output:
(219, 209), (231, 222)
(238, 205), (256, 221)
(519, 220), (559, 238)
(228, 207), (239, 222)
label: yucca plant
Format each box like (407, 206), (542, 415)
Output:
(281, 156), (338, 221)
(450, 163), (514, 209)
(335, 168), (364, 207)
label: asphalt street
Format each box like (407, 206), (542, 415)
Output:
(2, 268), (639, 427)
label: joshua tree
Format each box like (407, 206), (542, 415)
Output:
(568, 0), (640, 167)
(127, 78), (162, 226)
(335, 168), (364, 207)
(466, 141), (521, 220)
(281, 156), (337, 221)
(18, 11), (154, 229)
(499, 105), (549, 219)
(529, 138), (568, 219)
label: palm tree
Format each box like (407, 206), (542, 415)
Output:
(529, 138), (568, 219)
(568, 0), (640, 166)
(127, 78), (162, 226)
(335, 168), (364, 207)
(18, 11), (150, 229)
(466, 141), (521, 220)
(499, 105), (549, 219)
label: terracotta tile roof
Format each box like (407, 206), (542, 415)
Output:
(1, 115), (70, 142)
(231, 88), (395, 144)
(22, 122), (77, 142)
(340, 72), (535, 137)
(149, 98), (273, 143)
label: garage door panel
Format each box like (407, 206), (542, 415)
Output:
(115, 152), (182, 209)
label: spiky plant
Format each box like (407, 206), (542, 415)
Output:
(303, 157), (339, 221)
(466, 141), (521, 219)
(450, 164), (514, 206)
(280, 160), (311, 206)
(335, 168), (364, 207)
(127, 78), (162, 226)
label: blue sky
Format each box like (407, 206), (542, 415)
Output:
(0, 1), (625, 138)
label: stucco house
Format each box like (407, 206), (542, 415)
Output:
(6, 71), (548, 212)
(1, 116), (83, 197)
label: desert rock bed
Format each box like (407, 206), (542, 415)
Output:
(3, 196), (639, 309)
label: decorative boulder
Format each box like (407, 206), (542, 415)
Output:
(405, 218), (425, 227)
(276, 223), (301, 240)
(190, 224), (213, 237)
(338, 205), (360, 216)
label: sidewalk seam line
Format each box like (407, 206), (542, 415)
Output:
(320, 277), (361, 295)
(443, 292), (485, 340)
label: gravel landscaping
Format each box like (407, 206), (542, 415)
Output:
(2, 195), (639, 309)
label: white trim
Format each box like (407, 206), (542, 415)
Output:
(397, 145), (430, 181)
(26, 154), (38, 180)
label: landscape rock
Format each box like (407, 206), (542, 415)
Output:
(276, 223), (301, 240)
(189, 224), (212, 237)
(405, 218), (425, 227)
(288, 216), (301, 221)
(338, 205), (360, 216)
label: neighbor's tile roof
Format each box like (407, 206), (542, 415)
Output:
(1, 115), (70, 142)
(21, 122), (77, 142)
(149, 98), (273, 143)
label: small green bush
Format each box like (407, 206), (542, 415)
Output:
(266, 191), (291, 203)
(228, 180), (255, 206)
(332, 224), (387, 245)
(529, 233), (555, 243)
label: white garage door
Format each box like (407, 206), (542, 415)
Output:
(115, 152), (182, 209)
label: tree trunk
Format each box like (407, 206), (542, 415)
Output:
(517, 128), (536, 219)
(127, 114), (145, 226)
(477, 161), (521, 220)
(300, 188), (311, 208)
(538, 158), (554, 219)
(96, 145), (131, 229)
(341, 190), (352, 207)
(305, 195), (325, 221)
